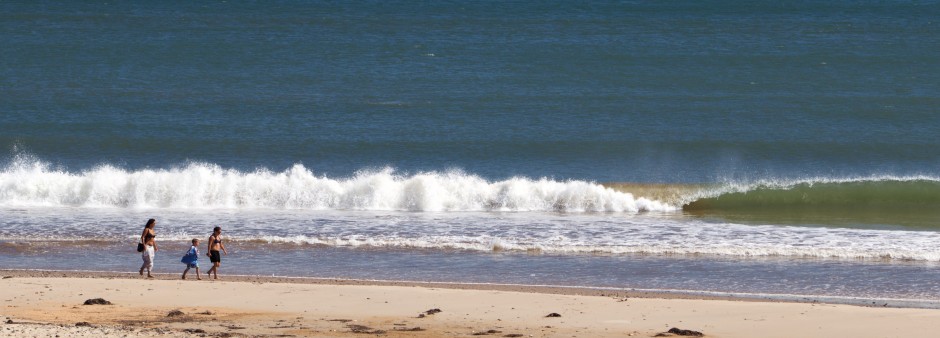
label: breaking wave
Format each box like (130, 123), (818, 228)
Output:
(4, 153), (938, 224)
(0, 156), (672, 212)
(606, 177), (940, 227)
(682, 177), (940, 212)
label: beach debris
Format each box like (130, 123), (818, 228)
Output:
(418, 308), (442, 318)
(225, 325), (247, 330)
(183, 328), (206, 334)
(394, 326), (425, 331)
(198, 310), (214, 315)
(472, 329), (502, 335)
(545, 312), (562, 318)
(655, 327), (705, 337)
(503, 334), (524, 337)
(348, 324), (386, 334)
(83, 298), (112, 305)
(2, 276), (12, 279)
(5, 319), (14, 324)
(326, 319), (353, 323)
(166, 310), (185, 317)
(75, 322), (92, 327)
(669, 327), (704, 336)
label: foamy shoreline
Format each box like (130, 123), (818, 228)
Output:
(3, 269), (940, 337)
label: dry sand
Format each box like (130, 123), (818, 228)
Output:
(1, 270), (939, 337)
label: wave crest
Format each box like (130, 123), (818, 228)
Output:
(683, 177), (940, 211)
(0, 158), (673, 212)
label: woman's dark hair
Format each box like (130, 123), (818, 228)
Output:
(213, 226), (221, 232)
(144, 219), (156, 229)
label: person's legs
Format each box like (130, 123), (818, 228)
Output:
(182, 266), (190, 279)
(208, 250), (221, 279)
(140, 250), (151, 277)
(143, 247), (154, 278)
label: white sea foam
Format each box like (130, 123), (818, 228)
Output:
(4, 156), (940, 262)
(3, 206), (938, 262)
(236, 223), (940, 261)
(0, 157), (674, 212)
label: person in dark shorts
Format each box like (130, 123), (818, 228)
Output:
(206, 226), (228, 279)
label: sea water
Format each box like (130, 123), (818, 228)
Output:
(2, 1), (940, 306)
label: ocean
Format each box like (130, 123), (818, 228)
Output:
(2, 1), (940, 307)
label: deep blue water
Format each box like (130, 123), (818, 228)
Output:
(2, 0), (939, 182)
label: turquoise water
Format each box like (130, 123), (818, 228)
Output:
(2, 1), (940, 304)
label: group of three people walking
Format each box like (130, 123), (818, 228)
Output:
(138, 219), (228, 280)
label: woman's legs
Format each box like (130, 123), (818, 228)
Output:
(208, 262), (220, 279)
(140, 247), (154, 277)
(207, 250), (221, 279)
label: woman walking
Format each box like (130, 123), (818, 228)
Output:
(206, 226), (227, 279)
(139, 219), (157, 278)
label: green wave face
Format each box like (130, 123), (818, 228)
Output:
(682, 179), (940, 229)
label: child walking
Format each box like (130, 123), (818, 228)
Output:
(181, 238), (202, 280)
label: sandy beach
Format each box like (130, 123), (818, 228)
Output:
(5, 0), (940, 336)
(0, 270), (938, 337)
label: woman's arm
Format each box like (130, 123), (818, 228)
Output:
(220, 236), (227, 255)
